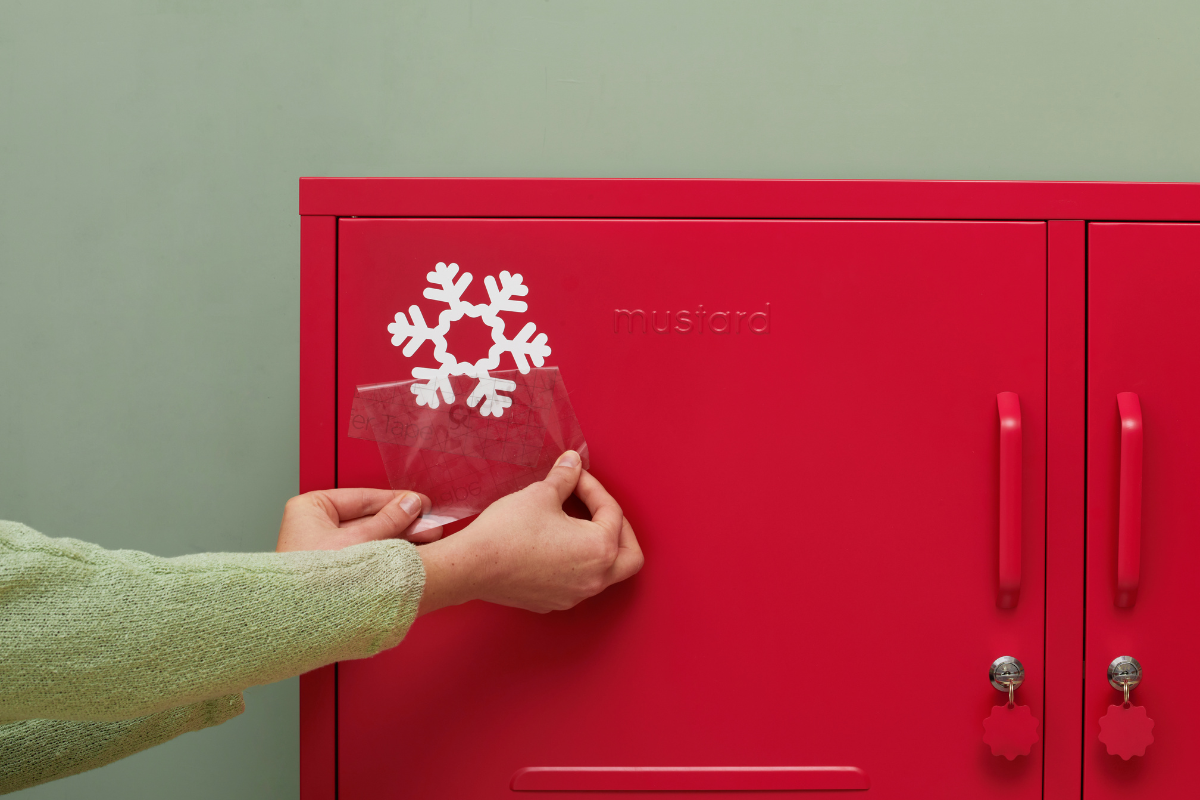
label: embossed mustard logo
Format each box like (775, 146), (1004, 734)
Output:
(613, 304), (770, 334)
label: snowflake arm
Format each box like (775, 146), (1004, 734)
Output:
(410, 366), (455, 408)
(483, 271), (529, 314)
(388, 305), (445, 357)
(423, 262), (473, 310)
(467, 371), (517, 418)
(502, 322), (551, 373)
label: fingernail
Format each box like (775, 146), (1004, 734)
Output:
(556, 450), (580, 469)
(399, 492), (423, 516)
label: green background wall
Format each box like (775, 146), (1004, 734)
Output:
(2, 1), (1198, 796)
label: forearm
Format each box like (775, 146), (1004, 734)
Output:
(416, 534), (484, 617)
(1, 521), (424, 723)
(0, 695), (244, 795)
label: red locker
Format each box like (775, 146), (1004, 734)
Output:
(299, 179), (1200, 799)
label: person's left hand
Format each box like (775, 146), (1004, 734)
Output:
(276, 489), (441, 552)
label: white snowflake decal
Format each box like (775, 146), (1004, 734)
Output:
(387, 262), (551, 417)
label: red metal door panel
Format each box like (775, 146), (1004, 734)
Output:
(336, 219), (1047, 798)
(1086, 223), (1200, 798)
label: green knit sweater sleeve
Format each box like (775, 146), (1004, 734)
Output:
(0, 520), (425, 722)
(0, 519), (425, 791)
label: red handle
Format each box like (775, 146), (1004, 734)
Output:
(1116, 392), (1143, 608)
(997, 392), (1022, 609)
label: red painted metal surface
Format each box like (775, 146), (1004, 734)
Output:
(299, 214), (338, 496)
(509, 766), (870, 792)
(300, 178), (1200, 221)
(334, 218), (1047, 798)
(997, 392), (1023, 609)
(1043, 219), (1086, 800)
(1086, 223), (1200, 798)
(299, 215), (338, 800)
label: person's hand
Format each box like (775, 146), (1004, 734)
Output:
(276, 489), (441, 552)
(416, 451), (643, 615)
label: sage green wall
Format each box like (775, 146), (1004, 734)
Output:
(2, 1), (1198, 796)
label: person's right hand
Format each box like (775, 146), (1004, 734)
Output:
(416, 450), (643, 615)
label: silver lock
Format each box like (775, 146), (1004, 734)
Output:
(1108, 656), (1142, 690)
(990, 656), (1026, 691)
(1108, 656), (1142, 704)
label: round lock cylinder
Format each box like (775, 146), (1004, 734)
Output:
(990, 656), (1026, 691)
(1108, 656), (1143, 691)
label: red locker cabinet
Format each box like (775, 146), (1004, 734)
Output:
(299, 180), (1200, 799)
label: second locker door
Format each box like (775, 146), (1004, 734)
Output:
(1086, 223), (1200, 798)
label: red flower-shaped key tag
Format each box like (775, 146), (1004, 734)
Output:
(983, 656), (1040, 759)
(1100, 656), (1153, 759)
(1098, 704), (1154, 760)
(983, 703), (1040, 759)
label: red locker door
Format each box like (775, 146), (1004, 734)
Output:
(336, 219), (1047, 798)
(1086, 223), (1200, 798)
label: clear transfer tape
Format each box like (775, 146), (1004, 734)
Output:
(348, 367), (589, 528)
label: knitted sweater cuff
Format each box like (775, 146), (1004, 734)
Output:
(322, 537), (427, 661)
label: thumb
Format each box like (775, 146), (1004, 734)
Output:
(344, 491), (429, 544)
(541, 450), (583, 504)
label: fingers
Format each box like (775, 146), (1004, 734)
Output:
(337, 490), (431, 544)
(573, 469), (624, 536)
(311, 488), (408, 523)
(605, 516), (644, 586)
(574, 469), (642, 587)
(541, 450), (583, 505)
(403, 516), (445, 544)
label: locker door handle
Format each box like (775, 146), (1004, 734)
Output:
(1116, 392), (1143, 608)
(997, 392), (1022, 609)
